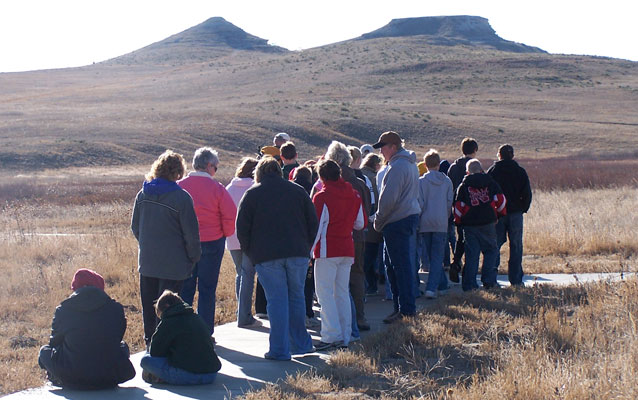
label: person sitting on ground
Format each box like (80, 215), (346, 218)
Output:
(38, 269), (135, 389)
(454, 159), (506, 291)
(417, 149), (453, 299)
(141, 290), (221, 385)
(280, 141), (300, 180)
(312, 159), (365, 350)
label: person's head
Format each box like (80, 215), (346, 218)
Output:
(293, 165), (312, 182)
(155, 290), (184, 319)
(145, 150), (187, 182)
(192, 147), (220, 176)
(466, 158), (484, 175)
(325, 141), (352, 168)
(372, 131), (403, 161)
(461, 137), (479, 157)
(235, 157), (258, 178)
(362, 153), (382, 172)
(424, 149), (441, 171)
(280, 142), (298, 164)
(498, 144), (514, 161)
(273, 132), (290, 147)
(348, 146), (362, 169)
(439, 159), (451, 175)
(71, 268), (105, 292)
(318, 159), (341, 182)
(360, 144), (374, 157)
(254, 156), (282, 183)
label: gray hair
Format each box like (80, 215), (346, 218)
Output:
(466, 158), (483, 174)
(192, 147), (219, 171)
(325, 141), (352, 168)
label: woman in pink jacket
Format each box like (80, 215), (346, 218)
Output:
(178, 147), (236, 337)
(225, 157), (259, 327)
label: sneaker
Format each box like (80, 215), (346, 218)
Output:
(264, 352), (291, 361)
(142, 370), (166, 384)
(425, 290), (437, 299)
(449, 262), (460, 283)
(383, 311), (402, 324)
(357, 320), (370, 331)
(305, 316), (321, 329)
(255, 313), (268, 320)
(337, 341), (348, 349)
(315, 341), (337, 351)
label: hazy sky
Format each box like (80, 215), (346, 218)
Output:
(1, 0), (636, 73)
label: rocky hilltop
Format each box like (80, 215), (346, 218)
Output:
(109, 17), (287, 65)
(358, 16), (545, 53)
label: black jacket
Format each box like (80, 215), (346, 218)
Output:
(455, 173), (505, 226)
(47, 287), (135, 389)
(237, 173), (319, 265)
(447, 156), (473, 191)
(150, 302), (221, 374)
(487, 159), (532, 213)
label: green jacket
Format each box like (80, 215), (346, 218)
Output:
(149, 302), (221, 374)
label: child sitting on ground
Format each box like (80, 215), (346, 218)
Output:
(141, 290), (221, 385)
(38, 268), (136, 389)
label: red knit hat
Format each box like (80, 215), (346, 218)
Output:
(71, 269), (105, 291)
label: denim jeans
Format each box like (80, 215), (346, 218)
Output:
(230, 249), (256, 326)
(382, 214), (418, 315)
(462, 224), (498, 291)
(180, 237), (225, 335)
(350, 294), (360, 339)
(140, 355), (217, 385)
(419, 232), (449, 292)
(255, 257), (313, 360)
(496, 212), (525, 285)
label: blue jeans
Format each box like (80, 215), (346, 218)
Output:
(419, 232), (449, 292)
(180, 237), (225, 335)
(462, 224), (498, 291)
(350, 294), (360, 339)
(255, 257), (313, 360)
(496, 212), (525, 285)
(382, 214), (418, 315)
(230, 250), (256, 326)
(140, 355), (217, 385)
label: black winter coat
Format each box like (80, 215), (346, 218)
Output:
(47, 287), (135, 389)
(487, 159), (532, 213)
(456, 173), (504, 226)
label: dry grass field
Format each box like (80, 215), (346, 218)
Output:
(0, 158), (636, 395)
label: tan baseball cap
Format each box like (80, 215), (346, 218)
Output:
(372, 131), (402, 149)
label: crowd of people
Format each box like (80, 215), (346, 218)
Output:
(37, 131), (532, 388)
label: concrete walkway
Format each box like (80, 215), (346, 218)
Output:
(4, 271), (633, 399)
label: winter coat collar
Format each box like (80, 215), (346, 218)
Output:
(143, 177), (181, 195)
(187, 171), (215, 180)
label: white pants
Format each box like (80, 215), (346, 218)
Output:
(314, 257), (353, 344)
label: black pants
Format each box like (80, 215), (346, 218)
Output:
(304, 259), (315, 318)
(255, 280), (267, 315)
(140, 274), (183, 344)
(452, 225), (465, 267)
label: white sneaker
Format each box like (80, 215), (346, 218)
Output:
(425, 290), (437, 299)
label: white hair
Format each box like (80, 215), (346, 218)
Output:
(192, 147), (219, 171)
(325, 141), (352, 168)
(466, 158), (483, 174)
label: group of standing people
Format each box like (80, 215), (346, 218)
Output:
(37, 130), (532, 389)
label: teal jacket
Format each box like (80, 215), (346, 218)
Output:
(149, 302), (221, 374)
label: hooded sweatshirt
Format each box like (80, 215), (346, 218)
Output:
(374, 149), (421, 231)
(418, 170), (453, 233)
(312, 178), (365, 259)
(487, 159), (532, 213)
(454, 173), (506, 226)
(131, 178), (201, 280)
(46, 286), (135, 389)
(225, 177), (255, 251)
(178, 172), (236, 242)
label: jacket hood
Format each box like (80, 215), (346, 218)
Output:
(424, 170), (448, 186)
(62, 286), (111, 312)
(229, 177), (254, 187)
(323, 178), (356, 198)
(161, 301), (195, 319)
(463, 172), (493, 186)
(391, 148), (417, 164)
(143, 178), (182, 195)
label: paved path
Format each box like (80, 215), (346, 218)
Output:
(4, 272), (633, 399)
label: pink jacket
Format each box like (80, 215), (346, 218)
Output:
(225, 177), (254, 250)
(178, 172), (236, 242)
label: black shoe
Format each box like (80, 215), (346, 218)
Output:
(449, 262), (460, 283)
(315, 341), (337, 351)
(383, 311), (402, 324)
(357, 320), (371, 331)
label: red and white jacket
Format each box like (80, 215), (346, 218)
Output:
(311, 178), (366, 259)
(453, 172), (506, 226)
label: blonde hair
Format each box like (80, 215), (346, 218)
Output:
(145, 150), (187, 182)
(235, 157), (259, 178)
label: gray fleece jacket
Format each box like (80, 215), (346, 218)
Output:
(131, 178), (201, 281)
(374, 149), (421, 231)
(417, 170), (453, 233)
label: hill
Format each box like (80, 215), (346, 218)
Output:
(0, 16), (637, 170)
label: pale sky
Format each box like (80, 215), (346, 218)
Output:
(0, 0), (636, 73)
